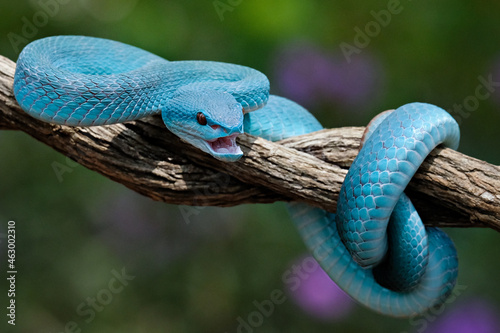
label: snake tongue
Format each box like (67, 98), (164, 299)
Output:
(208, 134), (242, 155)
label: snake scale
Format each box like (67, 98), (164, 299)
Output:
(13, 36), (460, 317)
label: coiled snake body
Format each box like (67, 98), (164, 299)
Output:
(14, 36), (459, 317)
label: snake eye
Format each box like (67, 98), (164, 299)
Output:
(196, 112), (207, 126)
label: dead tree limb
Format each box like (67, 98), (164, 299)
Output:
(1, 55), (499, 231)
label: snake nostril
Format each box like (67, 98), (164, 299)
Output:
(210, 125), (230, 134)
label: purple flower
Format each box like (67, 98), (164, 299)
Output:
(273, 41), (382, 111)
(424, 298), (500, 333)
(285, 255), (355, 320)
(274, 42), (336, 107)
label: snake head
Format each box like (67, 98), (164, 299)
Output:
(162, 88), (244, 162)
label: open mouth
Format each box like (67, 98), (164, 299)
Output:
(207, 134), (242, 155)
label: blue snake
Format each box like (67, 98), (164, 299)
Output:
(13, 36), (460, 317)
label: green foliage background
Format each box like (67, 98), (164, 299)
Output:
(1, 1), (500, 332)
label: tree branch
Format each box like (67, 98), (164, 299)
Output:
(1, 55), (499, 231)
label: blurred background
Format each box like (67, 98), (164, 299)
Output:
(1, 1), (500, 332)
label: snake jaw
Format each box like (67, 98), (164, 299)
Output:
(205, 133), (243, 160)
